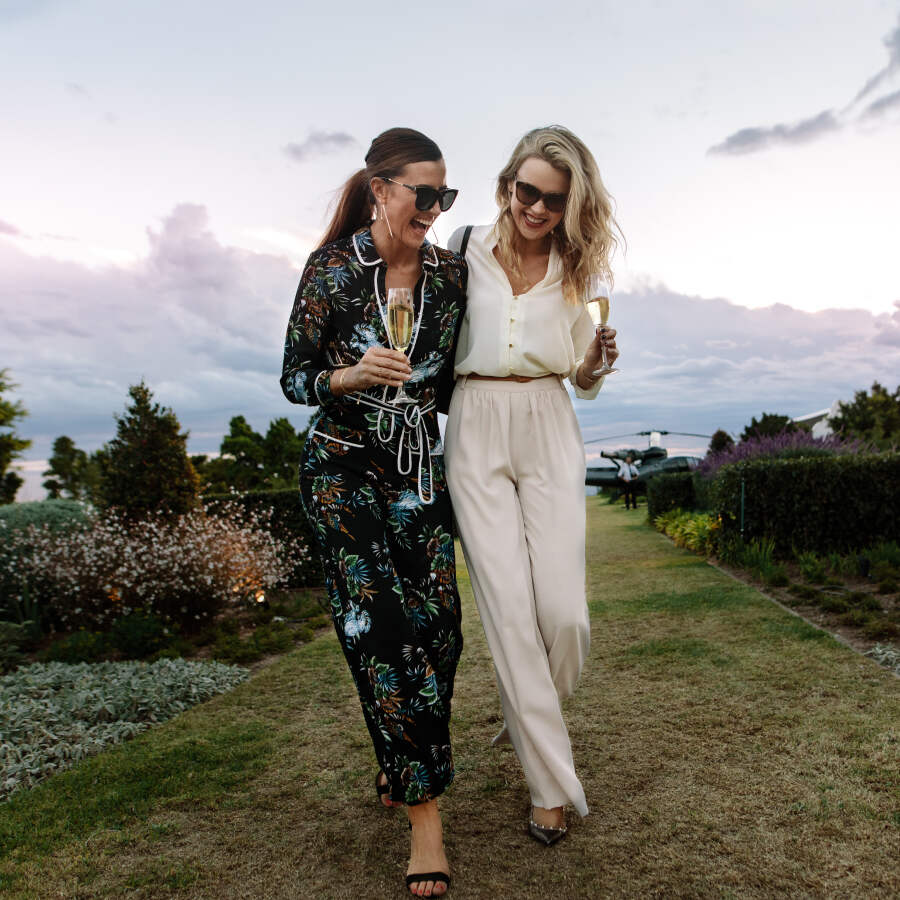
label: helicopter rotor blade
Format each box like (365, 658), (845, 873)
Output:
(583, 432), (647, 445)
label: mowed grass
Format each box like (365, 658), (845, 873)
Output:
(1, 498), (898, 898)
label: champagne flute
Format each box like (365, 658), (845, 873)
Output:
(385, 287), (415, 403)
(585, 274), (618, 377)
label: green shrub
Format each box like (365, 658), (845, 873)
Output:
(40, 630), (110, 664)
(877, 580), (898, 594)
(713, 453), (900, 556)
(788, 583), (819, 600)
(252, 621), (295, 655)
(647, 473), (696, 520)
(211, 620), (297, 664)
(204, 489), (322, 587)
(871, 560), (900, 582)
(765, 567), (790, 587)
(862, 619), (900, 641)
(818, 595), (850, 614)
(0, 499), (92, 533)
(691, 472), (714, 512)
(211, 632), (261, 665)
(652, 509), (719, 556)
(797, 551), (828, 584)
(867, 541), (900, 569)
(0, 621), (30, 674)
(739, 537), (775, 575)
(850, 593), (883, 611)
(840, 609), (873, 627)
(109, 613), (169, 659)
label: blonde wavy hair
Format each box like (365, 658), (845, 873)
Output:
(493, 125), (622, 303)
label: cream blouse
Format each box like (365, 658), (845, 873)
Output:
(447, 225), (604, 400)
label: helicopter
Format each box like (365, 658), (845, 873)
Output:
(584, 430), (708, 489)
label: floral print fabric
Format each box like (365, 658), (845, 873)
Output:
(281, 227), (467, 804)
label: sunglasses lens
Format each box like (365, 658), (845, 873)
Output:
(516, 181), (541, 206)
(545, 194), (566, 213)
(439, 189), (458, 211)
(414, 187), (439, 211)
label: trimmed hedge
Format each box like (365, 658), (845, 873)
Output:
(647, 473), (696, 520)
(204, 489), (322, 587)
(713, 452), (900, 556)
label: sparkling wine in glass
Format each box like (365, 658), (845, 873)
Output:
(585, 274), (618, 377)
(386, 287), (414, 403)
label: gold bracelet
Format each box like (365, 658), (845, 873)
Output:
(339, 367), (348, 393)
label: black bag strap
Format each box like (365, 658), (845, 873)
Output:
(458, 225), (473, 258)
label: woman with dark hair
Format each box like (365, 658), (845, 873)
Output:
(281, 127), (465, 897)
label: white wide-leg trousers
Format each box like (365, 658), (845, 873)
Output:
(444, 374), (590, 816)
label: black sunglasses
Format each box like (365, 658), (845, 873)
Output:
(381, 177), (459, 212)
(514, 180), (568, 214)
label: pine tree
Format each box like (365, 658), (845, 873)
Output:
(101, 381), (199, 518)
(42, 436), (89, 499)
(708, 429), (735, 455)
(0, 369), (31, 504)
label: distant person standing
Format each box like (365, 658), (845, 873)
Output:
(617, 454), (639, 509)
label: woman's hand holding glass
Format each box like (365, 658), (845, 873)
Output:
(582, 326), (619, 378)
(583, 275), (619, 377)
(335, 346), (411, 395)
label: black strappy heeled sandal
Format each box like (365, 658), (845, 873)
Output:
(405, 871), (451, 894)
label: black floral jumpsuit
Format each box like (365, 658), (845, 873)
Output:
(280, 227), (467, 805)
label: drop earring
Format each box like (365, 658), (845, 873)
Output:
(380, 202), (394, 240)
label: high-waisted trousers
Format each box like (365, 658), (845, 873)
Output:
(444, 374), (590, 816)
(299, 421), (463, 806)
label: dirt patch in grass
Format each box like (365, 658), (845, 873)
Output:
(2, 500), (898, 898)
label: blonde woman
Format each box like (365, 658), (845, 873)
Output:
(444, 125), (620, 844)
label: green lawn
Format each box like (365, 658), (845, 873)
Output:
(1, 498), (897, 898)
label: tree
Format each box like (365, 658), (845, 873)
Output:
(42, 436), (89, 499)
(220, 415), (266, 490)
(0, 369), (31, 504)
(740, 413), (797, 443)
(102, 381), (199, 518)
(263, 417), (306, 489)
(829, 382), (900, 450)
(708, 429), (735, 455)
(193, 416), (307, 495)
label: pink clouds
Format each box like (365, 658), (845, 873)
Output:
(2, 204), (898, 460)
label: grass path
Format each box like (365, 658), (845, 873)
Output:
(2, 498), (898, 898)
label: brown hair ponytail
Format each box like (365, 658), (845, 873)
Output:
(317, 127), (443, 249)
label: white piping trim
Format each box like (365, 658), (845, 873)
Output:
(310, 429), (364, 449)
(313, 370), (331, 405)
(374, 273), (426, 362)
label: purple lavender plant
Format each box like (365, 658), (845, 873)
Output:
(699, 430), (873, 479)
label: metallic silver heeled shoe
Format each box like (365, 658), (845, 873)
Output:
(527, 810), (568, 846)
(491, 725), (511, 748)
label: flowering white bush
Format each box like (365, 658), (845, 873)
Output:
(1, 502), (309, 631)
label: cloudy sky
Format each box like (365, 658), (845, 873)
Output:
(2, 0), (899, 499)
